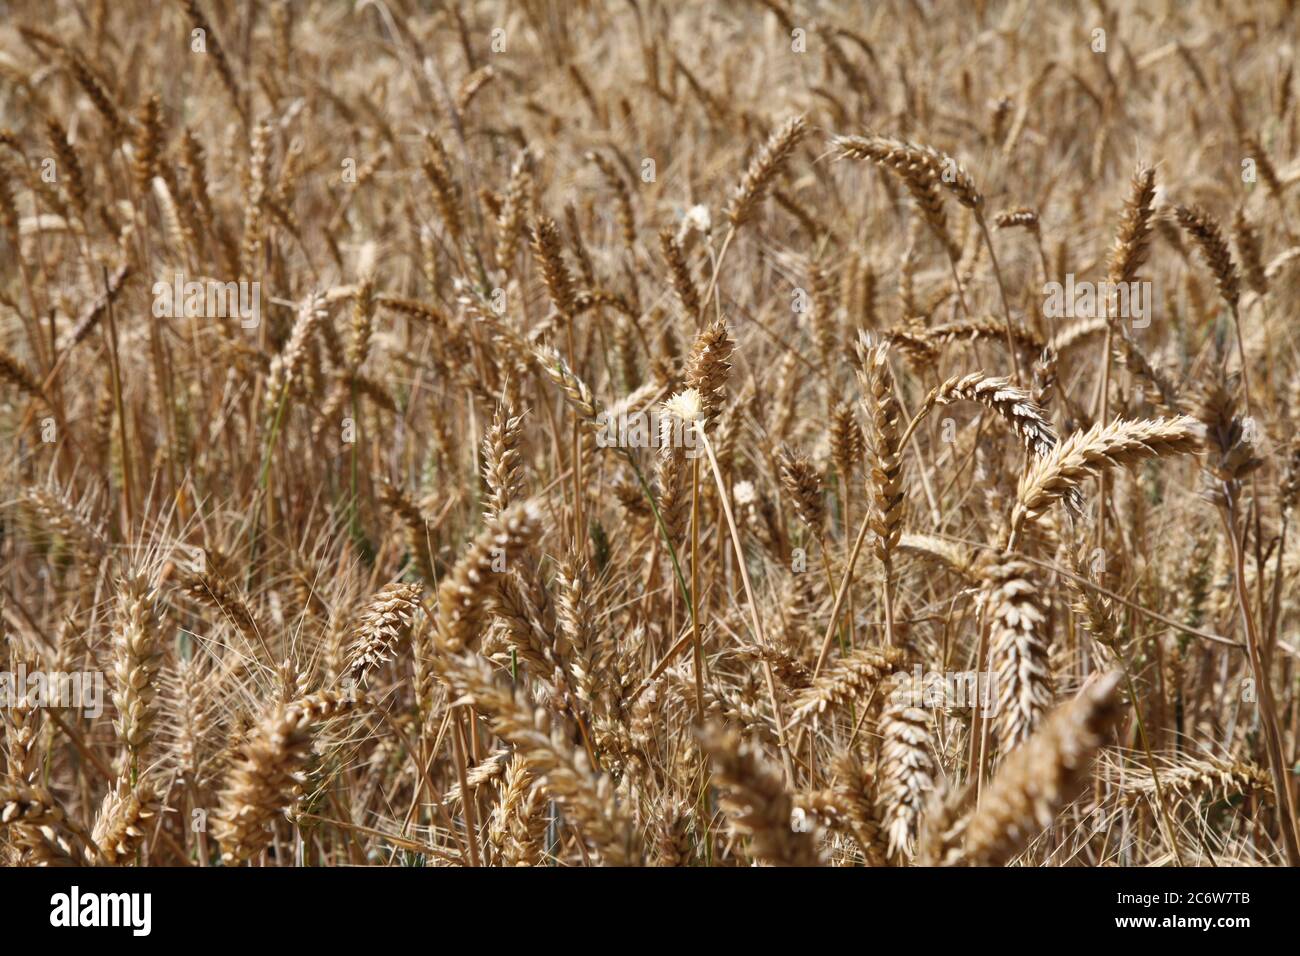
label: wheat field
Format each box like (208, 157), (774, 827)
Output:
(0, 0), (1297, 869)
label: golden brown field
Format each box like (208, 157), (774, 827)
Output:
(0, 0), (1298, 868)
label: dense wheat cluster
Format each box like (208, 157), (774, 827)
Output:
(1, 0), (1298, 868)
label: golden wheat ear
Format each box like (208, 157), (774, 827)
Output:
(700, 724), (822, 866)
(930, 371), (1057, 457)
(1175, 204), (1241, 309)
(213, 691), (370, 865)
(1010, 415), (1202, 539)
(435, 501), (544, 652)
(855, 335), (905, 566)
(961, 670), (1124, 866)
(877, 671), (937, 862)
(983, 560), (1054, 753)
(344, 581), (422, 684)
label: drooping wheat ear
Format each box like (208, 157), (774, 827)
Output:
(493, 568), (559, 678)
(1116, 755), (1271, 808)
(983, 560), (1054, 753)
(654, 406), (690, 542)
(175, 567), (263, 647)
(1067, 550), (1119, 651)
(1232, 206), (1268, 296)
(787, 646), (905, 727)
(725, 114), (808, 229)
(284, 690), (370, 724)
(536, 346), (603, 430)
(12, 826), (97, 866)
(1111, 326), (1182, 413)
(0, 346), (43, 400)
(377, 294), (445, 327)
(90, 779), (158, 865)
(63, 48), (124, 141)
(436, 501), (543, 652)
(443, 748), (510, 807)
(0, 777), (97, 865)
(481, 400), (526, 519)
(778, 448), (824, 533)
(883, 328), (931, 369)
(438, 653), (640, 864)
(1175, 204), (1240, 308)
(531, 215), (579, 323)
(963, 671), (1123, 866)
(344, 582), (423, 683)
(877, 672), (936, 861)
(683, 318), (734, 423)
(1051, 315), (1109, 352)
(929, 371), (1058, 457)
(660, 227), (702, 324)
(897, 533), (977, 581)
(131, 93), (164, 197)
(921, 141), (982, 209)
(701, 725), (820, 866)
(831, 134), (957, 253)
(4, 683), (42, 785)
(922, 318), (1045, 356)
(22, 485), (107, 569)
(1011, 415), (1202, 535)
(856, 335), (905, 564)
(1263, 245), (1300, 282)
(1196, 375), (1261, 493)
(350, 371), (398, 414)
(113, 575), (166, 773)
(587, 150), (637, 248)
(213, 692), (368, 864)
(377, 478), (434, 584)
(562, 203), (595, 287)
(1106, 163), (1156, 285)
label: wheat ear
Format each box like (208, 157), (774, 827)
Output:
(963, 671), (1123, 866)
(1010, 416), (1202, 542)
